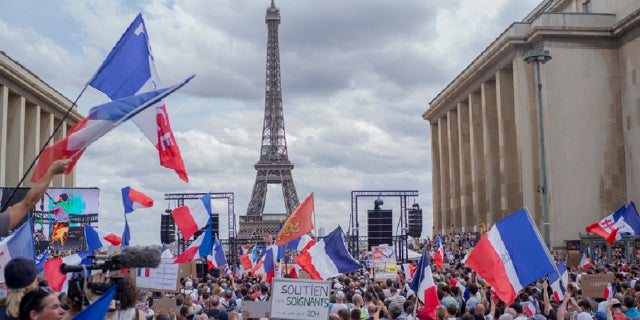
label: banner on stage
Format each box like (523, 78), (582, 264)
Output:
(270, 278), (331, 320)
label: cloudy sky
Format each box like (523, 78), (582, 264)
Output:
(0, 0), (540, 246)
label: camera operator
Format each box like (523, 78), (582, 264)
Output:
(0, 258), (41, 320)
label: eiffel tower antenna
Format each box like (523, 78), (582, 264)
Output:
(239, 1), (300, 241)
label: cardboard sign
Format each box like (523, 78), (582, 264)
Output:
(270, 278), (332, 320)
(243, 301), (271, 319)
(153, 298), (177, 315)
(581, 273), (615, 298)
(566, 252), (582, 269)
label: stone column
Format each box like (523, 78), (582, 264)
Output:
(24, 103), (41, 187)
(447, 109), (460, 233)
(469, 90), (487, 229)
(496, 68), (522, 217)
(7, 94), (25, 186)
(0, 85), (7, 186)
(438, 117), (450, 234)
(482, 80), (500, 225)
(431, 123), (441, 234)
(457, 100), (472, 231)
(53, 120), (67, 187)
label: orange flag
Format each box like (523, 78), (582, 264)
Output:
(275, 193), (315, 246)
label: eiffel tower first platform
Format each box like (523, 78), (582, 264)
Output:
(238, 0), (300, 243)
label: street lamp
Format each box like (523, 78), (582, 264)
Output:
(524, 47), (552, 248)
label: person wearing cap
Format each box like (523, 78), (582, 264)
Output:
(607, 298), (626, 320)
(330, 291), (351, 314)
(0, 160), (70, 237)
(0, 257), (41, 319)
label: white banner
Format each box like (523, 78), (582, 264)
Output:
(270, 278), (331, 320)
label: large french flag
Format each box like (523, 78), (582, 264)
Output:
(580, 254), (592, 269)
(286, 234), (315, 252)
(207, 235), (227, 269)
(31, 77), (193, 182)
(252, 246), (275, 276)
(173, 221), (212, 264)
(89, 13), (189, 182)
(410, 250), (439, 319)
(85, 225), (122, 251)
(171, 193), (212, 240)
(463, 208), (555, 305)
(433, 235), (444, 271)
(294, 226), (361, 280)
(0, 222), (35, 283)
(586, 204), (625, 244)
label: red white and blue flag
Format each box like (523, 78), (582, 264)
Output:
(74, 285), (117, 320)
(171, 193), (212, 240)
(548, 261), (567, 302)
(85, 225), (122, 251)
(31, 78), (193, 182)
(463, 208), (555, 305)
(207, 235), (227, 269)
(294, 226), (361, 280)
(604, 283), (615, 299)
(173, 221), (212, 264)
(252, 245), (276, 283)
(88, 13), (189, 182)
(121, 186), (154, 247)
(122, 186), (154, 214)
(410, 250), (439, 319)
(0, 221), (35, 283)
(239, 244), (250, 255)
(585, 203), (640, 245)
(580, 254), (592, 269)
(286, 234), (315, 252)
(433, 235), (444, 271)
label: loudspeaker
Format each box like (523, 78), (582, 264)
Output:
(196, 262), (208, 279)
(367, 209), (392, 250)
(408, 205), (423, 238)
(161, 213), (176, 244)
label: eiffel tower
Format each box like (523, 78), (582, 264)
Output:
(238, 0), (300, 242)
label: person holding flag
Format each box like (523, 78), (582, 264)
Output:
(0, 159), (70, 237)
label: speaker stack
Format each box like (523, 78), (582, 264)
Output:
(408, 203), (423, 238)
(367, 209), (393, 250)
(161, 209), (176, 244)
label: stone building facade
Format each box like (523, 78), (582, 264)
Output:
(423, 0), (640, 248)
(0, 51), (82, 188)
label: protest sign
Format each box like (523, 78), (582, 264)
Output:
(152, 298), (176, 315)
(243, 301), (270, 319)
(270, 278), (331, 320)
(566, 253), (582, 269)
(372, 245), (397, 280)
(581, 273), (614, 298)
(135, 256), (180, 291)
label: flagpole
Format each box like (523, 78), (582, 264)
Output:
(0, 84), (89, 213)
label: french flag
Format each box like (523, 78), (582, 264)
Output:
(580, 254), (592, 269)
(604, 283), (615, 299)
(294, 226), (361, 280)
(252, 246), (275, 281)
(239, 244), (250, 255)
(122, 186), (154, 213)
(85, 225), (122, 251)
(89, 13), (189, 182)
(433, 235), (444, 271)
(207, 235), (227, 269)
(31, 77), (193, 182)
(0, 222), (35, 283)
(410, 250), (439, 319)
(402, 263), (416, 281)
(173, 221), (212, 264)
(171, 193), (212, 240)
(524, 303), (537, 317)
(463, 208), (555, 305)
(286, 234), (316, 252)
(548, 262), (567, 302)
(239, 254), (253, 271)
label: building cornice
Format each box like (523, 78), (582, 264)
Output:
(424, 13), (617, 123)
(0, 51), (83, 122)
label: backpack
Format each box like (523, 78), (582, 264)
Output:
(227, 299), (237, 311)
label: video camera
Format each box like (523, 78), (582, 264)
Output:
(61, 246), (162, 306)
